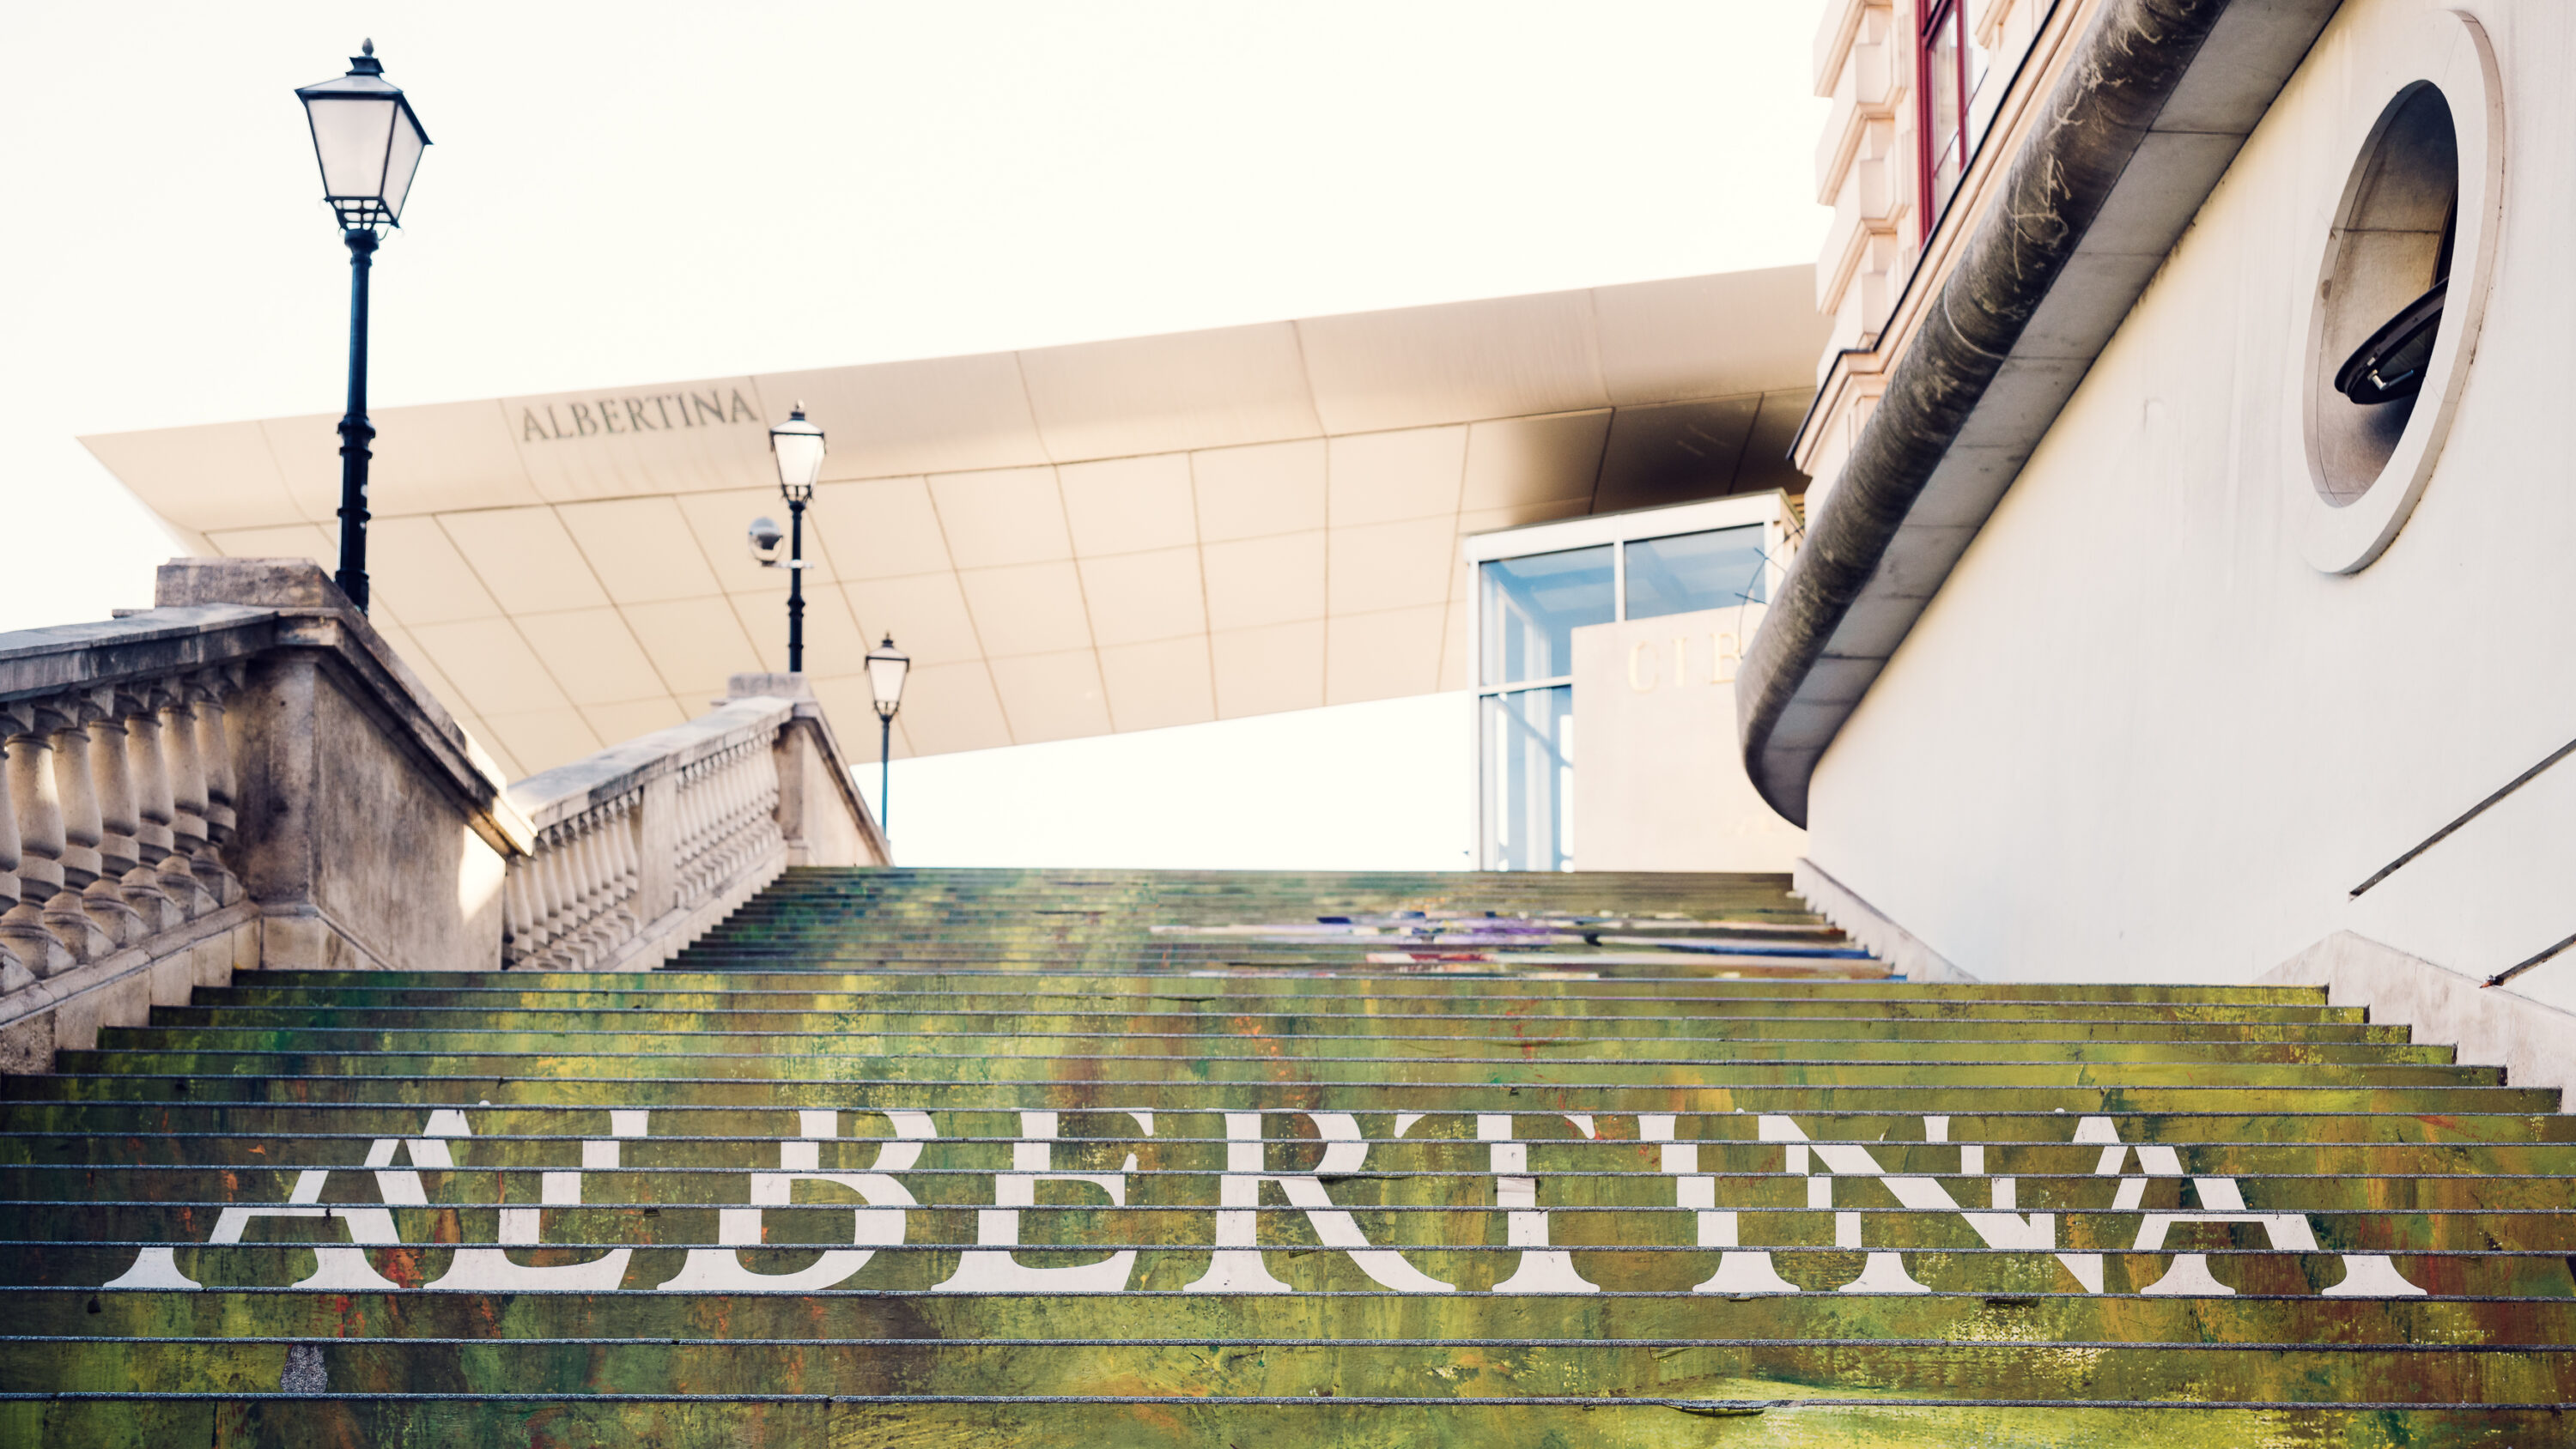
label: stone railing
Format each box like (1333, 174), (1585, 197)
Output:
(0, 561), (885, 1070)
(0, 626), (253, 993)
(501, 674), (882, 973)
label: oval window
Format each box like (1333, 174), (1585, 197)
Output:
(2286, 9), (2499, 576)
(2306, 82), (2458, 506)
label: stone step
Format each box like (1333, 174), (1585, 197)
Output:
(7, 1332), (2570, 1403)
(87, 1027), (2458, 1067)
(144, 1004), (2415, 1042)
(10, 1397), (2554, 1447)
(12, 1152), (2569, 1199)
(9, 1105), (2567, 1146)
(18, 1133), (2576, 1178)
(48, 1048), (2514, 1093)
(183, 984), (2381, 1022)
(10, 1193), (2576, 1252)
(13, 1075), (2558, 1118)
(20, 1284), (2571, 1339)
(231, 969), (2348, 1004)
(9, 1243), (2569, 1297)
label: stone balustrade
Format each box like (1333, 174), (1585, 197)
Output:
(0, 639), (249, 991)
(0, 561), (884, 1070)
(502, 675), (879, 973)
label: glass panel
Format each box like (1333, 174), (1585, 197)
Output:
(307, 96), (398, 198)
(380, 111), (427, 221)
(1480, 686), (1575, 872)
(1624, 525), (1766, 620)
(1479, 545), (1613, 687)
(1924, 2), (1965, 220)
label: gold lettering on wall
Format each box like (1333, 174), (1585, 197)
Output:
(1629, 630), (1747, 693)
(1628, 641), (1658, 693)
(519, 387), (762, 443)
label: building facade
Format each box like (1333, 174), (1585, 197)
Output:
(1749, 0), (2576, 1076)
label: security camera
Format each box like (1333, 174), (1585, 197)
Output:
(747, 516), (786, 567)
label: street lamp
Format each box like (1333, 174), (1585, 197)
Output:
(865, 634), (910, 834)
(758, 405), (826, 672)
(295, 40), (430, 615)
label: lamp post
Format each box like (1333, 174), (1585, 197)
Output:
(757, 406), (826, 672)
(865, 635), (910, 834)
(295, 40), (430, 615)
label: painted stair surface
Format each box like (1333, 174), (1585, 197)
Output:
(2, 866), (2568, 1446)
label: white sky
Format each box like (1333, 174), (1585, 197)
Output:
(0, 2), (1829, 870)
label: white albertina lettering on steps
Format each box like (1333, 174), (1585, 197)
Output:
(96, 1107), (2427, 1298)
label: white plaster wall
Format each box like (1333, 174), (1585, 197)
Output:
(1572, 604), (1806, 871)
(1805, 0), (2576, 996)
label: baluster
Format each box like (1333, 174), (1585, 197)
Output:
(532, 828), (572, 967)
(722, 744), (757, 873)
(501, 863), (533, 967)
(0, 708), (37, 989)
(611, 794), (643, 944)
(668, 769), (694, 902)
(708, 750), (740, 882)
(712, 750), (740, 873)
(3, 726), (81, 973)
(518, 861), (546, 967)
(152, 692), (216, 919)
(8, 711), (107, 963)
(576, 817), (614, 965)
(188, 673), (242, 906)
(675, 762), (711, 905)
(739, 738), (781, 867)
(58, 702), (143, 948)
(552, 825), (592, 970)
(43, 710), (130, 957)
(527, 848), (564, 965)
(707, 751), (737, 882)
(566, 817), (607, 967)
(92, 698), (175, 937)
(580, 807), (623, 959)
(699, 753), (731, 883)
(86, 708), (141, 887)
(753, 742), (784, 854)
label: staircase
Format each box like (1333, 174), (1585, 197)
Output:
(3, 866), (2567, 1445)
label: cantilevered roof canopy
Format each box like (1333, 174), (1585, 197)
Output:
(87, 265), (1826, 779)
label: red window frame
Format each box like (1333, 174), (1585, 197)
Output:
(1917, 0), (1970, 240)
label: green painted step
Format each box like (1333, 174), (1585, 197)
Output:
(2, 866), (2565, 1444)
(87, 1026), (2462, 1066)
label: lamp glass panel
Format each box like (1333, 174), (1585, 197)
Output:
(307, 96), (398, 197)
(773, 432), (827, 491)
(380, 109), (427, 219)
(866, 652), (910, 709)
(1623, 525), (1766, 621)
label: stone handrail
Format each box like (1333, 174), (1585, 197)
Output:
(1, 561), (884, 1070)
